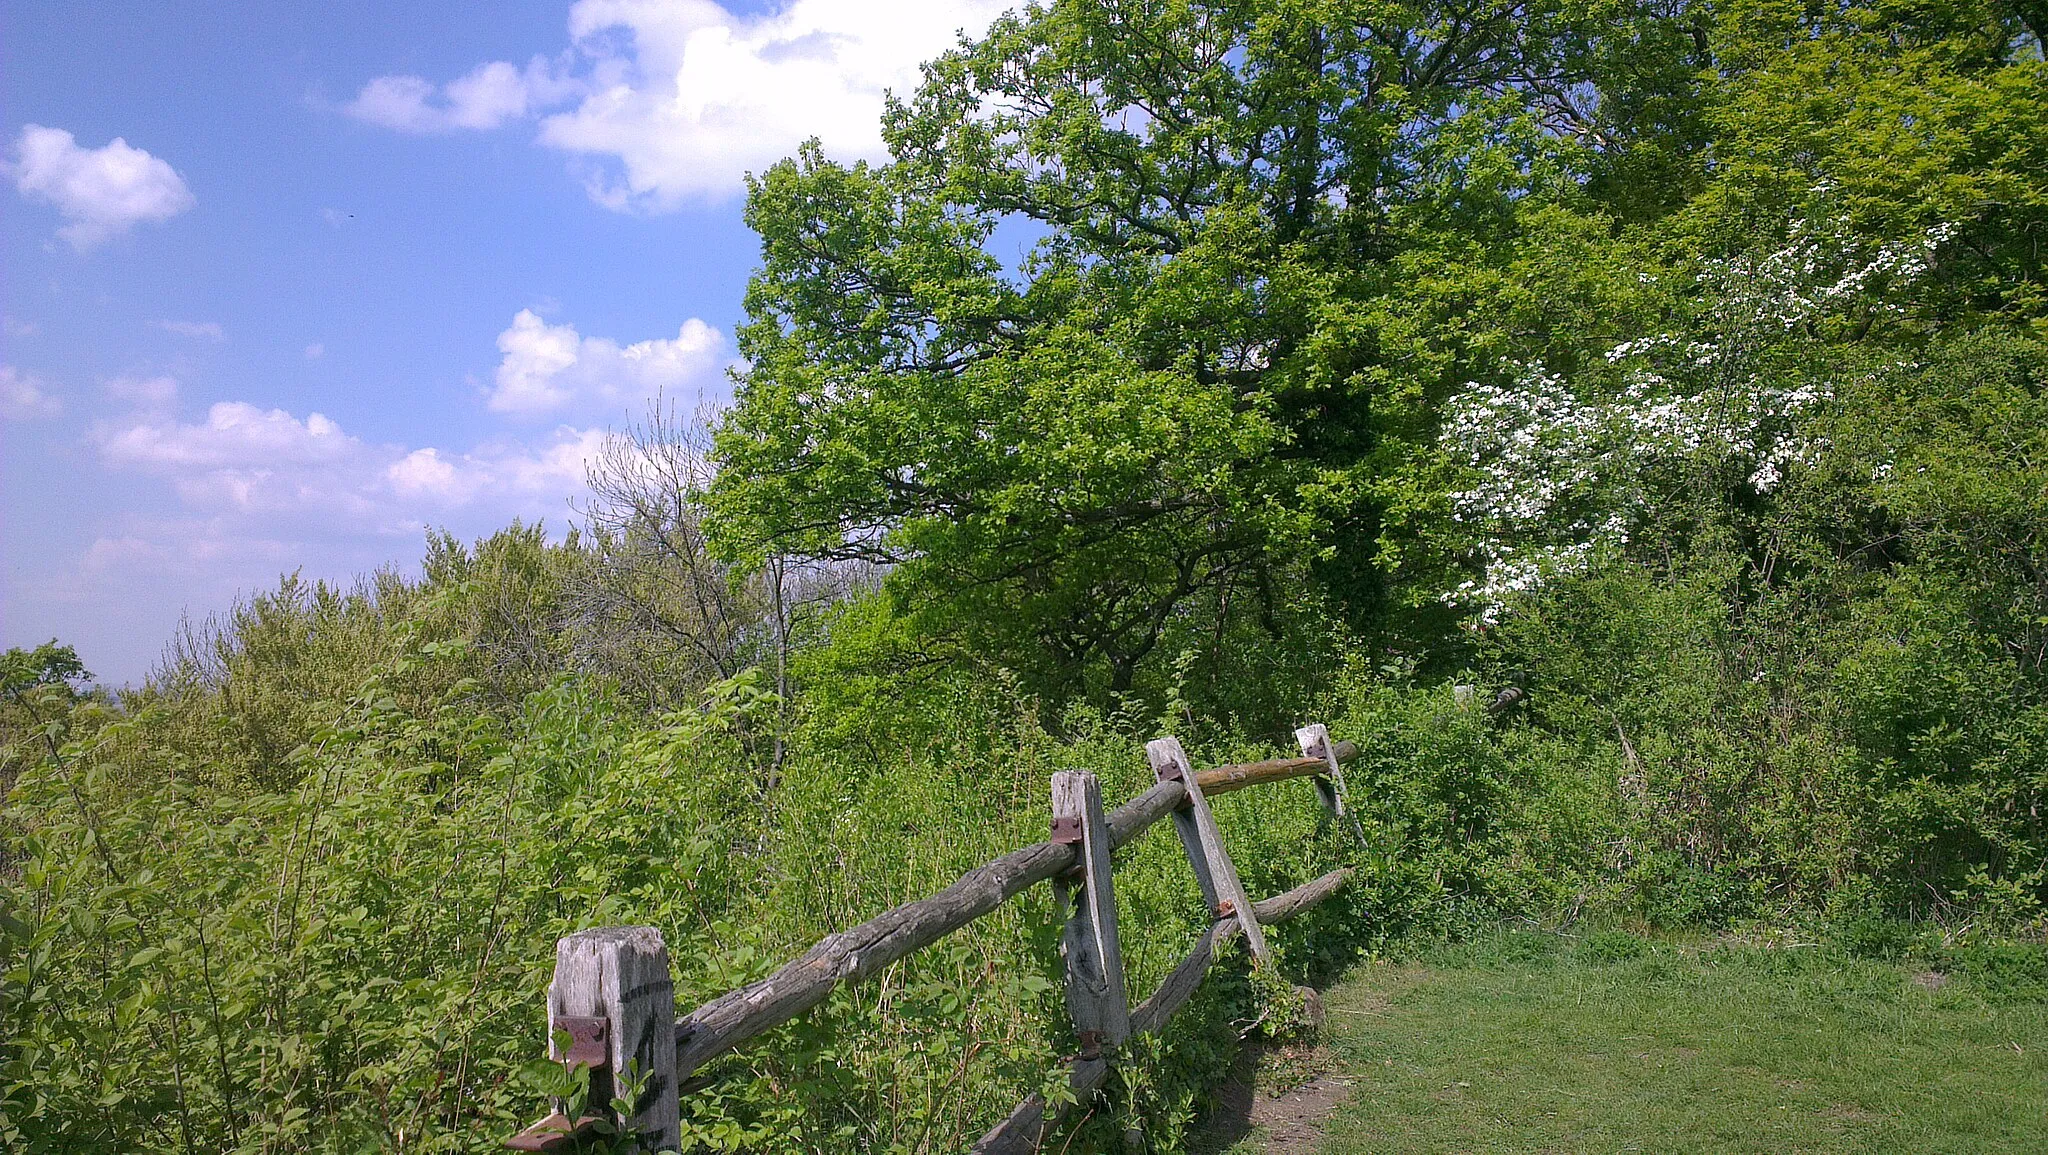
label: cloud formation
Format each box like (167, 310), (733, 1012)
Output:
(84, 309), (720, 540)
(489, 308), (726, 417)
(104, 374), (181, 409)
(41, 308), (716, 681)
(347, 0), (1008, 207)
(100, 401), (358, 471)
(11, 125), (196, 249)
(1, 366), (61, 420)
(89, 387), (610, 539)
(386, 429), (608, 506)
(156, 319), (226, 341)
(346, 59), (578, 133)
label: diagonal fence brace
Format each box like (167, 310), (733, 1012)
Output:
(1147, 736), (1269, 965)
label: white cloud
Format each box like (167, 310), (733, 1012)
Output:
(91, 394), (609, 527)
(386, 446), (460, 498)
(387, 428), (608, 506)
(1, 365), (61, 420)
(10, 125), (195, 249)
(105, 374), (180, 409)
(346, 58), (579, 133)
(33, 307), (714, 681)
(489, 308), (725, 417)
(89, 308), (707, 528)
(304, 343), (325, 360)
(95, 403), (374, 525)
(4, 317), (38, 338)
(545, 0), (1009, 206)
(99, 401), (358, 471)
(347, 0), (1008, 207)
(90, 390), (381, 519)
(156, 319), (225, 341)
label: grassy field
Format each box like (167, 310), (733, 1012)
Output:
(1263, 931), (2047, 1154)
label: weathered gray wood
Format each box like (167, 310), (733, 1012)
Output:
(548, 927), (680, 1152)
(1151, 745), (1219, 911)
(1196, 740), (1359, 797)
(972, 868), (1352, 1154)
(673, 743), (1361, 1079)
(1052, 771), (1130, 1050)
(1248, 867), (1351, 926)
(1294, 723), (1349, 818)
(675, 781), (1180, 1076)
(1147, 736), (1268, 965)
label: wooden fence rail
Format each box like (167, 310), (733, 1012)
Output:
(508, 730), (1362, 1153)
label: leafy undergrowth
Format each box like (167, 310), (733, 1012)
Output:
(1315, 930), (2048, 1154)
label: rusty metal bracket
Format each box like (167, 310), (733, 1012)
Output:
(1075, 1028), (1107, 1061)
(506, 1111), (604, 1152)
(1050, 814), (1083, 845)
(1212, 899), (1236, 919)
(552, 1014), (609, 1069)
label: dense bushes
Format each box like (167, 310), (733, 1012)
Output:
(1, 578), (1378, 1152)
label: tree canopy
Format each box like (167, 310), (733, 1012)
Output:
(709, 0), (2044, 699)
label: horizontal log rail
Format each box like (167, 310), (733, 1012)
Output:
(671, 739), (1360, 1076)
(510, 729), (1363, 1153)
(1195, 739), (1359, 798)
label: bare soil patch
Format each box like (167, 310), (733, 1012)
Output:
(1188, 1041), (1354, 1155)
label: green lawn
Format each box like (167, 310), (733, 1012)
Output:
(1308, 931), (2048, 1154)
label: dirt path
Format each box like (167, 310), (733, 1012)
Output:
(1187, 1042), (1354, 1155)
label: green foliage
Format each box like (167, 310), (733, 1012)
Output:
(1446, 328), (2048, 922)
(0, 645), (758, 1152)
(710, 0), (1725, 701)
(1, 641), (98, 796)
(2, 588), (1363, 1152)
(1, 641), (88, 696)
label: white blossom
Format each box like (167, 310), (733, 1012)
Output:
(1441, 207), (1947, 623)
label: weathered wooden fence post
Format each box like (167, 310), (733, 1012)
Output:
(1294, 723), (1349, 818)
(536, 926), (680, 1152)
(1051, 770), (1130, 1057)
(1147, 737), (1269, 965)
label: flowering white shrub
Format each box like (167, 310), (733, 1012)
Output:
(1442, 207), (1953, 623)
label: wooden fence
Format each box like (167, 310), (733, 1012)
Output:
(507, 724), (1363, 1153)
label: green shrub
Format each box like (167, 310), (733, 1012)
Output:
(1939, 941), (2048, 1002)
(1631, 852), (1762, 930)
(3, 621), (1366, 1152)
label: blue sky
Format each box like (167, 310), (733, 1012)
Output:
(3, 0), (1009, 684)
